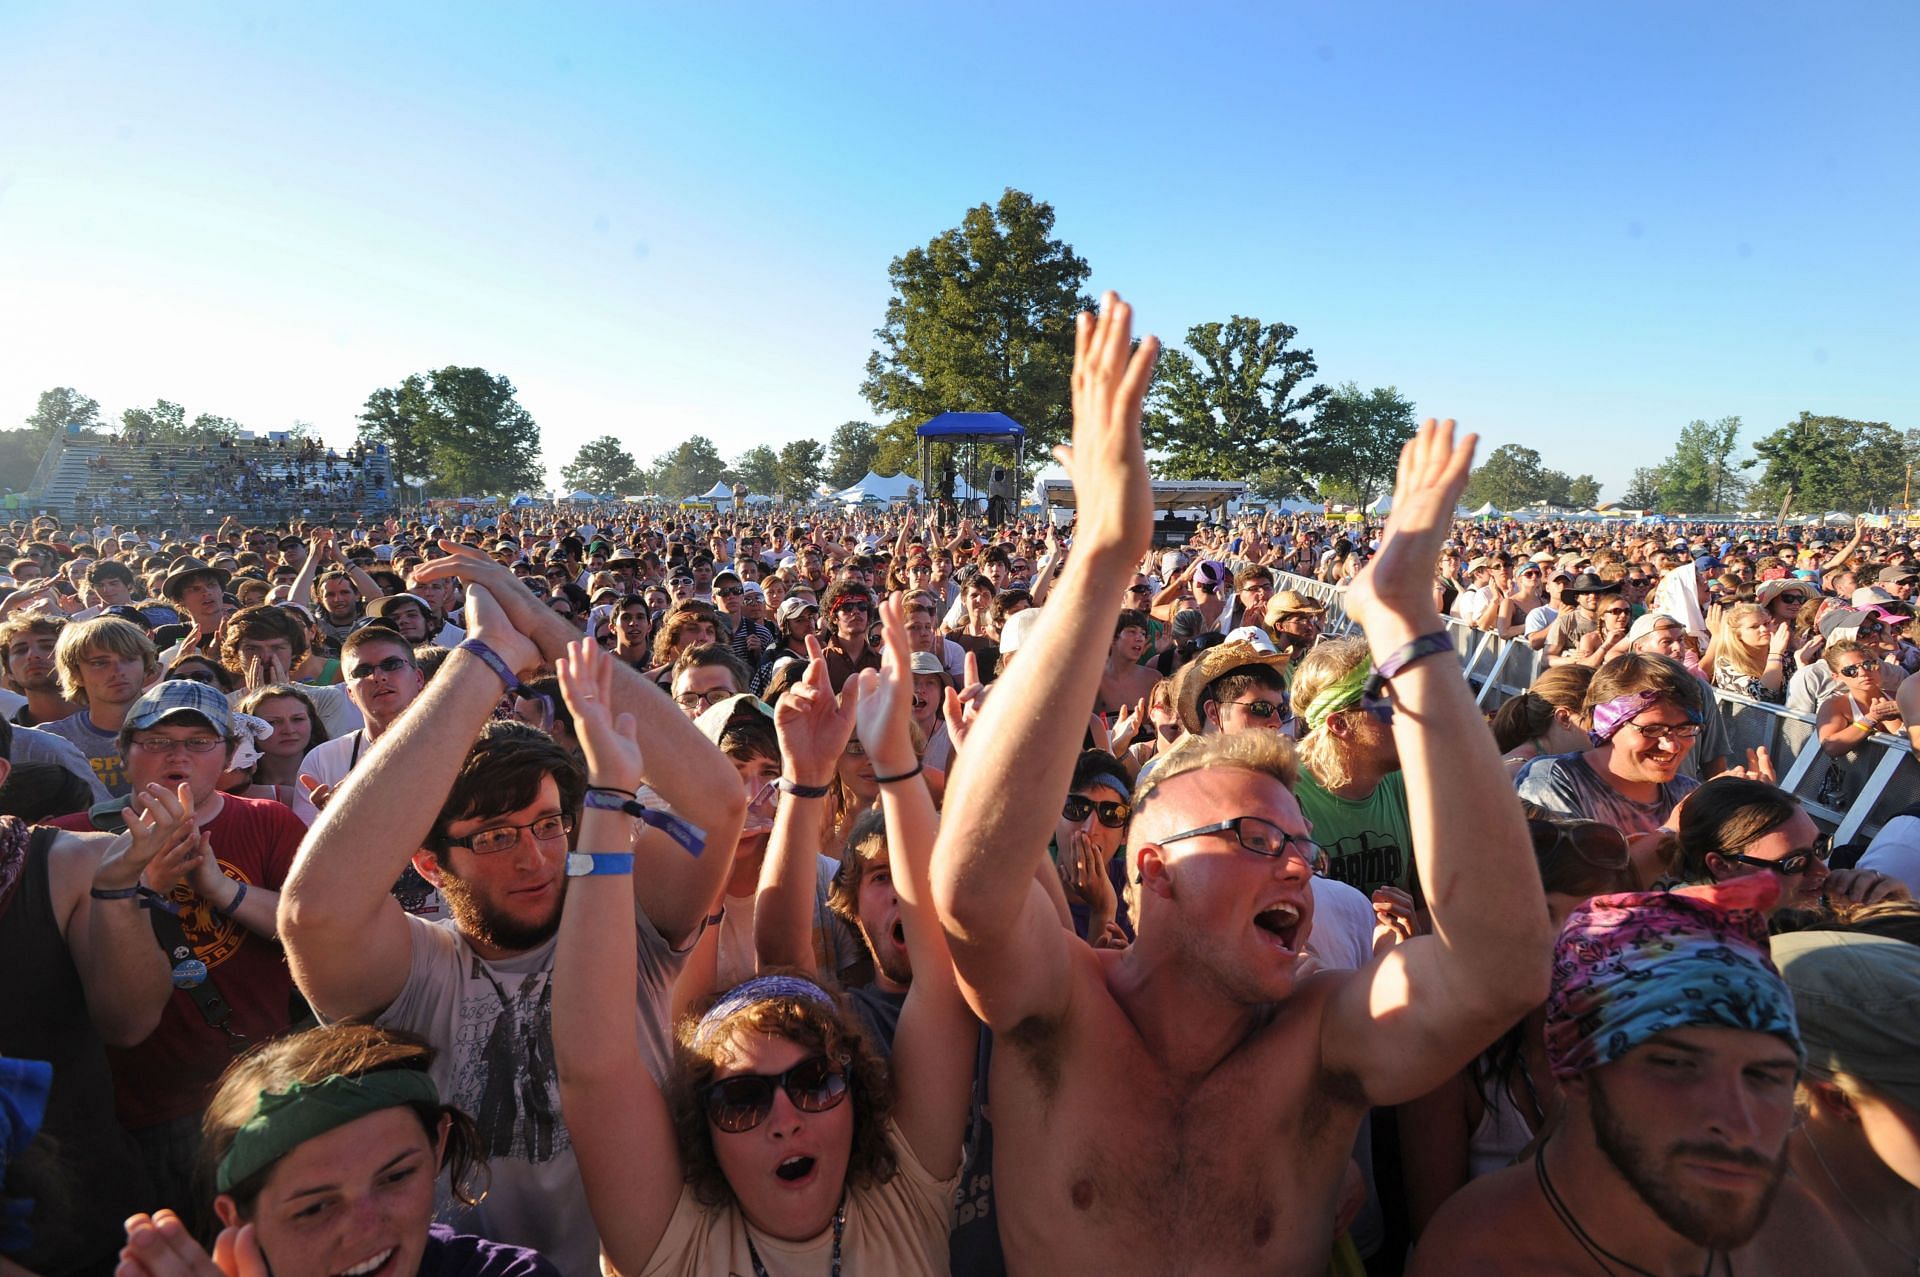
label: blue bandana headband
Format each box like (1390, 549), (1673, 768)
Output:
(694, 975), (837, 1049)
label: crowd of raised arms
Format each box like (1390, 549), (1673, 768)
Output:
(3, 297), (1920, 1277)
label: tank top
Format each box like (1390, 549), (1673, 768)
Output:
(1467, 1073), (1537, 1180)
(0, 825), (154, 1275)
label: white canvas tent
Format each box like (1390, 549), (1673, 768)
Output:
(1365, 495), (1392, 515)
(1277, 496), (1322, 514)
(1469, 502), (1503, 518)
(832, 471), (918, 504)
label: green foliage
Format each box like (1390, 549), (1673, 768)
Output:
(1303, 383), (1417, 505)
(189, 413), (245, 440)
(0, 430), (46, 492)
(733, 445), (780, 496)
(647, 436), (729, 501)
(1653, 417), (1747, 514)
(862, 189), (1092, 473)
(1748, 413), (1909, 514)
(561, 435), (640, 495)
(1461, 444), (1599, 510)
(775, 439), (825, 501)
(1622, 467), (1666, 509)
(1564, 474), (1602, 509)
(356, 368), (542, 497)
(119, 400), (187, 440)
(25, 387), (102, 436)
(1144, 316), (1326, 487)
(825, 420), (880, 490)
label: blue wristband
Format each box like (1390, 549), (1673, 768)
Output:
(582, 789), (708, 858)
(565, 852), (635, 877)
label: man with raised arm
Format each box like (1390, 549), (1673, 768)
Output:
(276, 565), (746, 1273)
(930, 293), (1555, 1276)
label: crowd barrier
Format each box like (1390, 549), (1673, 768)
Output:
(1268, 570), (1917, 844)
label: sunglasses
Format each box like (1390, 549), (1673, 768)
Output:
(716, 586), (743, 597)
(1720, 835), (1832, 879)
(348, 655), (415, 681)
(1600, 606), (1631, 616)
(1837, 662), (1873, 678)
(1063, 795), (1131, 828)
(1219, 699), (1289, 721)
(703, 1055), (850, 1134)
(1527, 818), (1631, 872)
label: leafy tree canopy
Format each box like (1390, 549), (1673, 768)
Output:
(1144, 316), (1326, 490)
(1747, 412), (1913, 514)
(357, 367), (541, 497)
(561, 435), (641, 495)
(775, 439), (825, 501)
(25, 387), (102, 436)
(1303, 383), (1417, 506)
(826, 420), (880, 490)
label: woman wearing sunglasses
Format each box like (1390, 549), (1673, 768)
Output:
(552, 616), (974, 1276)
(1663, 777), (1907, 910)
(1816, 639), (1906, 755)
(1401, 814), (1639, 1239)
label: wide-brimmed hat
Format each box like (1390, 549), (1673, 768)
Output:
(160, 556), (231, 601)
(1265, 590), (1326, 619)
(1174, 637), (1293, 735)
(1562, 572), (1621, 597)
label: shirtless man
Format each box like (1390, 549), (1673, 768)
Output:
(1410, 877), (1865, 1276)
(931, 294), (1552, 1275)
(1096, 608), (1159, 715)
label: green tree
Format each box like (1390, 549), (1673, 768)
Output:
(1303, 383), (1417, 505)
(1622, 467), (1666, 509)
(1461, 444), (1549, 510)
(189, 413), (245, 441)
(1564, 474), (1602, 508)
(648, 436), (728, 501)
(0, 431), (47, 492)
(562, 435), (640, 494)
(357, 368), (542, 496)
(120, 400), (187, 441)
(862, 189), (1093, 474)
(1748, 413), (1907, 514)
(775, 440), (825, 501)
(733, 445), (780, 497)
(1655, 417), (1746, 514)
(1144, 316), (1326, 486)
(825, 420), (880, 489)
(24, 387), (102, 436)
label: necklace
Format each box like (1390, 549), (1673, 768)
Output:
(1535, 1132), (1727, 1277)
(744, 1197), (846, 1277)
(1801, 1124), (1920, 1274)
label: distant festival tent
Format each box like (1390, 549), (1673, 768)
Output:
(509, 493), (537, 507)
(1276, 496), (1323, 515)
(1366, 495), (1392, 515)
(697, 481), (734, 509)
(832, 470), (919, 504)
(1469, 502), (1503, 518)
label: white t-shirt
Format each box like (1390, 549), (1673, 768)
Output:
(1450, 586), (1492, 623)
(1858, 815), (1920, 894)
(370, 903), (690, 1277)
(1524, 605), (1559, 635)
(1305, 876), (1375, 973)
(299, 730), (368, 792)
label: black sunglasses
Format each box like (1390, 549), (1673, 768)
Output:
(1218, 699), (1289, 721)
(1062, 796), (1131, 828)
(348, 655), (414, 681)
(1720, 835), (1831, 879)
(1836, 661), (1874, 678)
(703, 1055), (849, 1134)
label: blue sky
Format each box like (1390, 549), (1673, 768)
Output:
(2, 2), (1913, 500)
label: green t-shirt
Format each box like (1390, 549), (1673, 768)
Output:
(1295, 768), (1415, 899)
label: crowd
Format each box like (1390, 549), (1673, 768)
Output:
(2, 296), (1919, 1277)
(69, 435), (389, 526)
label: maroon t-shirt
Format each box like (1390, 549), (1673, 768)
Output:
(48, 793), (306, 1127)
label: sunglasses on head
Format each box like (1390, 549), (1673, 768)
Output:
(1063, 795), (1131, 828)
(703, 1055), (850, 1134)
(1527, 818), (1631, 872)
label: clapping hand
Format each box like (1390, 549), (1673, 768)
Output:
(118, 1210), (266, 1277)
(1109, 698), (1147, 753)
(98, 782), (198, 893)
(555, 636), (644, 792)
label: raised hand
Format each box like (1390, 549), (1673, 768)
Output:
(556, 636), (644, 792)
(851, 593), (915, 774)
(774, 635), (859, 788)
(1054, 293), (1160, 563)
(942, 648), (987, 751)
(463, 583), (539, 679)
(1109, 698), (1146, 753)
(118, 1210), (266, 1277)
(1346, 420), (1477, 635)
(298, 774), (333, 812)
(99, 782), (198, 892)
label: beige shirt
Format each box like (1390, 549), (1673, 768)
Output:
(637, 1121), (957, 1277)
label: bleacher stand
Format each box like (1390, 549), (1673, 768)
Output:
(29, 429), (392, 527)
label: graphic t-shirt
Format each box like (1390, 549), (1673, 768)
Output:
(36, 711), (130, 796)
(1295, 769), (1415, 897)
(1514, 751), (1698, 837)
(49, 793), (307, 1126)
(368, 902), (690, 1277)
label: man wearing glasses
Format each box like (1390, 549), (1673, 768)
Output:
(295, 625), (426, 800)
(48, 679), (306, 1207)
(280, 559), (747, 1274)
(931, 300), (1550, 1275)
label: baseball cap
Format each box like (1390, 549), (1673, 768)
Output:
(1773, 930), (1920, 1113)
(1879, 565), (1920, 585)
(124, 680), (234, 738)
(776, 597), (818, 625)
(1818, 607), (1870, 640)
(999, 608), (1042, 655)
(907, 651), (946, 678)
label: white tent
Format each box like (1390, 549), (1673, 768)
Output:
(1365, 495), (1392, 515)
(565, 490), (597, 502)
(833, 470), (918, 504)
(509, 494), (537, 508)
(1277, 495), (1322, 514)
(1469, 502), (1503, 518)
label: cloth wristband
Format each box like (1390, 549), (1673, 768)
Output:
(89, 885), (141, 901)
(874, 761), (924, 785)
(1356, 632), (1454, 725)
(582, 789), (707, 857)
(225, 879), (248, 915)
(457, 639), (528, 694)
(775, 776), (831, 799)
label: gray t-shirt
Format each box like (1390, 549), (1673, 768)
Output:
(1514, 751), (1699, 837)
(371, 902), (690, 1277)
(35, 711), (129, 797)
(10, 725), (111, 805)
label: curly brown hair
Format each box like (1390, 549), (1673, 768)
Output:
(669, 969), (897, 1209)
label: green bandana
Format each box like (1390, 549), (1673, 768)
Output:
(217, 1069), (440, 1192)
(1302, 659), (1374, 733)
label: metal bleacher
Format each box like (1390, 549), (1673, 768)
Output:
(1271, 569), (1918, 845)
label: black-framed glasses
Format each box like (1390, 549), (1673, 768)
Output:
(1720, 835), (1831, 878)
(1063, 795), (1131, 828)
(674, 687), (733, 713)
(348, 655), (415, 681)
(1837, 662), (1873, 678)
(1158, 817), (1322, 869)
(1624, 718), (1703, 745)
(1219, 699), (1290, 722)
(444, 812), (573, 856)
(703, 1055), (849, 1134)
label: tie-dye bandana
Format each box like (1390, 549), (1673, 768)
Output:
(1587, 689), (1696, 746)
(1545, 875), (1803, 1079)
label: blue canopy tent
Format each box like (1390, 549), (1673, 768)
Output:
(915, 412), (1025, 519)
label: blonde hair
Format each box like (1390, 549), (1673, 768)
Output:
(1717, 602), (1773, 679)
(1290, 635), (1371, 791)
(54, 616), (158, 706)
(1129, 729), (1299, 889)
